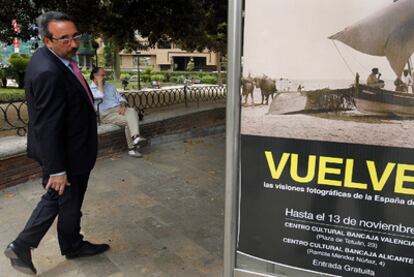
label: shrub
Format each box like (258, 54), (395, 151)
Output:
(144, 68), (152, 74)
(142, 74), (151, 83)
(104, 70), (114, 80)
(81, 68), (92, 80)
(120, 73), (131, 80)
(9, 53), (30, 72)
(148, 71), (225, 84)
(201, 75), (217, 84)
(176, 75), (186, 84)
(120, 70), (136, 75)
(163, 71), (172, 82)
(9, 53), (30, 88)
(151, 74), (165, 82)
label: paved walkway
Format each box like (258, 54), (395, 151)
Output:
(0, 134), (225, 276)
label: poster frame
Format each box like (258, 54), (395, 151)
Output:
(232, 1), (414, 276)
(223, 0), (242, 276)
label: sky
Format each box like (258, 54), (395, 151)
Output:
(243, 0), (399, 80)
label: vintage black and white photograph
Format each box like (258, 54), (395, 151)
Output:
(241, 0), (414, 148)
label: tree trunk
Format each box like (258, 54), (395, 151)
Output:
(216, 51), (223, 86)
(18, 73), (24, 89)
(1, 78), (6, 88)
(113, 46), (121, 81)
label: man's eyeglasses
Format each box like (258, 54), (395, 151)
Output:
(49, 34), (82, 45)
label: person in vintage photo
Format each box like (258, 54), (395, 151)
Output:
(401, 69), (413, 92)
(366, 68), (385, 88)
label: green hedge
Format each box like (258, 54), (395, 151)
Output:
(170, 75), (186, 84)
(201, 75), (218, 84)
(168, 71), (226, 79)
(118, 70), (226, 85)
(151, 74), (165, 82)
(141, 74), (151, 83)
(103, 70), (114, 80)
(0, 89), (25, 102)
(120, 73), (131, 80)
(120, 70), (226, 77)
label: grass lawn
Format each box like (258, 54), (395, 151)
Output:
(0, 87), (25, 102)
(0, 87), (24, 93)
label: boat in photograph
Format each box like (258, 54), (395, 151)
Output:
(354, 75), (414, 116)
(330, 0), (414, 117)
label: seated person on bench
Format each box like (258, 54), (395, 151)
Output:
(90, 67), (146, 158)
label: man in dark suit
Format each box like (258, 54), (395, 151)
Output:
(4, 11), (109, 275)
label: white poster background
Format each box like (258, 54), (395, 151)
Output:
(243, 0), (396, 81)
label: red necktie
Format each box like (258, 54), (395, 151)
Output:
(69, 60), (94, 107)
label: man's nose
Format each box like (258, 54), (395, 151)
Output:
(70, 39), (79, 48)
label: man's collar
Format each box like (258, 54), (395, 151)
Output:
(47, 48), (71, 68)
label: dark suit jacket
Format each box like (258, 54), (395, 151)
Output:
(25, 47), (97, 176)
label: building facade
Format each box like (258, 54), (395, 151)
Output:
(116, 37), (219, 72)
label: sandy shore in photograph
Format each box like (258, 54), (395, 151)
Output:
(241, 92), (414, 148)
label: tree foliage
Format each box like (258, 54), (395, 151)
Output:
(0, 0), (227, 83)
(0, 0), (227, 53)
(0, 0), (38, 44)
(103, 42), (114, 68)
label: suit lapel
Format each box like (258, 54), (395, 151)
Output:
(42, 47), (95, 111)
(80, 75), (95, 105)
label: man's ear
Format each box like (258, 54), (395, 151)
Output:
(43, 36), (52, 48)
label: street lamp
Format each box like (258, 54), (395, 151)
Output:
(134, 51), (141, 90)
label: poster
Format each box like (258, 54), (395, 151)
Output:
(238, 0), (414, 276)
